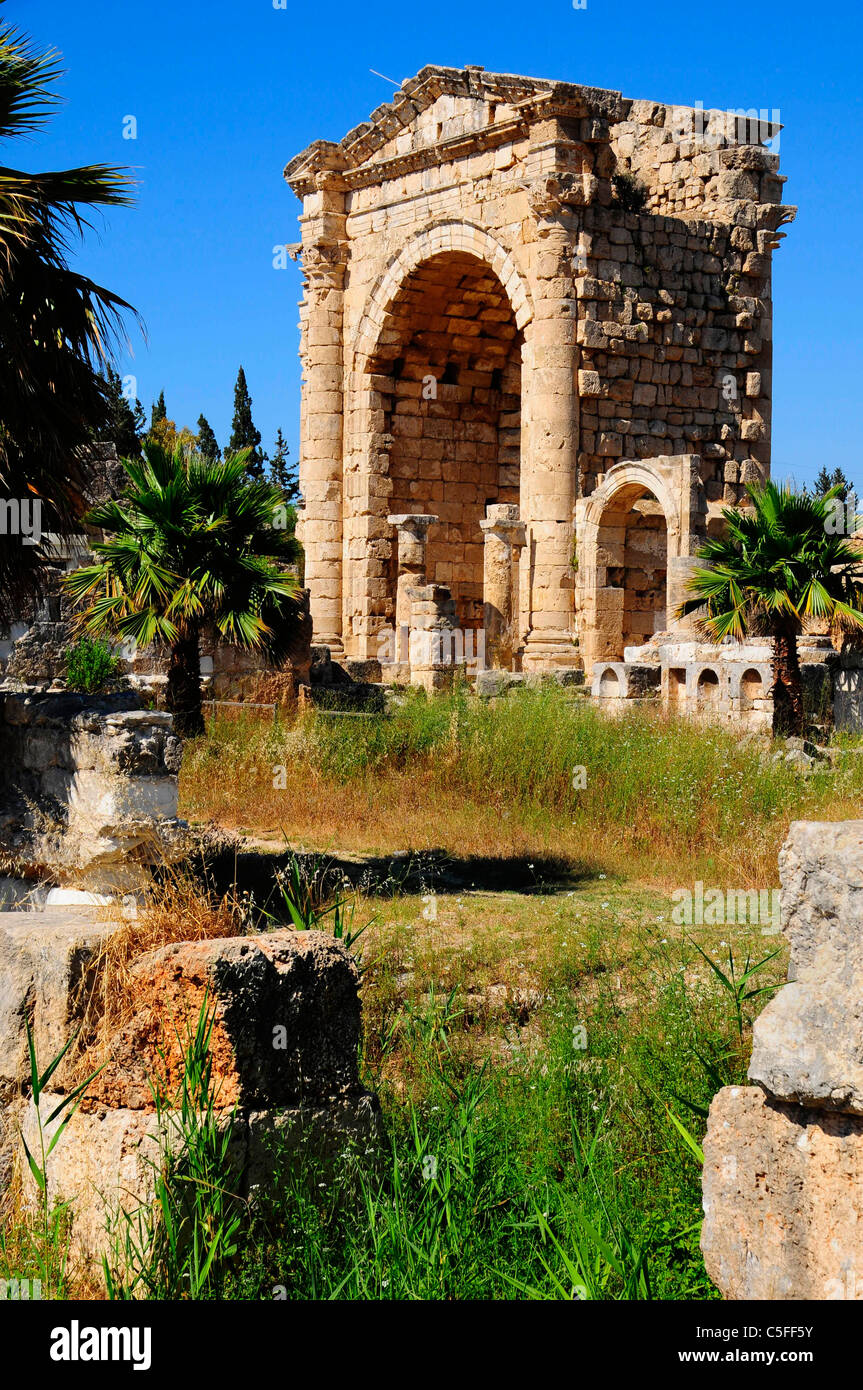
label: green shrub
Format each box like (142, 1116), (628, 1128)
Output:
(610, 171), (649, 213)
(64, 637), (126, 694)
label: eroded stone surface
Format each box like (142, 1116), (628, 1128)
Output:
(702, 1085), (863, 1300)
(0, 693), (186, 893)
(748, 819), (863, 1114)
(88, 929), (365, 1111)
(0, 912), (116, 1093)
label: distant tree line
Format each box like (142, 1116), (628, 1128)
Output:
(93, 365), (299, 502)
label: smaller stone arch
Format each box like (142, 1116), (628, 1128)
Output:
(696, 667), (721, 701)
(575, 455), (705, 670)
(599, 665), (622, 697)
(352, 221), (533, 366)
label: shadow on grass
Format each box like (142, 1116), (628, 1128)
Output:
(192, 842), (598, 906)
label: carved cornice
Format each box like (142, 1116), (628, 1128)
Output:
(284, 65), (627, 199)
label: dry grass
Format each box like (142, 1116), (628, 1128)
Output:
(179, 696), (863, 888)
(71, 868), (244, 1083)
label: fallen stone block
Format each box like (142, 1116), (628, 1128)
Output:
(88, 929), (365, 1111)
(702, 1085), (863, 1300)
(748, 819), (863, 1114)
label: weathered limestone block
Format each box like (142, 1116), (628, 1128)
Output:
(8, 927), (377, 1268)
(0, 913), (116, 1094)
(20, 1093), (379, 1267)
(702, 1086), (863, 1300)
(748, 820), (863, 1114)
(0, 694), (186, 893)
(590, 660), (660, 699)
(88, 930), (365, 1111)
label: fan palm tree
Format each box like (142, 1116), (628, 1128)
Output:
(0, 16), (137, 620)
(63, 443), (301, 737)
(677, 481), (863, 736)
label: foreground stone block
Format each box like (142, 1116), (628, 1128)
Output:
(7, 927), (378, 1268)
(702, 1086), (863, 1300)
(89, 929), (365, 1111)
(20, 1094), (379, 1267)
(748, 820), (863, 1114)
(0, 912), (116, 1093)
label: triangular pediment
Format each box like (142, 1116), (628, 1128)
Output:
(284, 65), (625, 194)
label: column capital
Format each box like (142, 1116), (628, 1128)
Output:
(480, 504), (526, 546)
(387, 512), (439, 538)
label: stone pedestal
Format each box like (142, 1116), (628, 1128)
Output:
(405, 583), (461, 692)
(480, 504), (525, 670)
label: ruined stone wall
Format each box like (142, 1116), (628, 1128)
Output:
(576, 205), (772, 502)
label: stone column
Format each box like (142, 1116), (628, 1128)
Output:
(480, 504), (525, 670)
(521, 172), (580, 670)
(387, 513), (438, 663)
(405, 583), (460, 692)
(297, 169), (348, 656)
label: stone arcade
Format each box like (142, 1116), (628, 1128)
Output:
(286, 64), (794, 680)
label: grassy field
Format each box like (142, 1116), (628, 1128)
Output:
(182, 685), (863, 883)
(6, 686), (863, 1299)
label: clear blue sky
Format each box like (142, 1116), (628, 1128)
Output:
(19, 0), (863, 488)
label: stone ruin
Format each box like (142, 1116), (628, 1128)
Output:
(702, 820), (863, 1299)
(0, 920), (377, 1269)
(286, 65), (793, 684)
(0, 690), (186, 909)
(284, 65), (863, 729)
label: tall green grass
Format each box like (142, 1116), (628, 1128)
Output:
(184, 687), (863, 879)
(221, 931), (774, 1301)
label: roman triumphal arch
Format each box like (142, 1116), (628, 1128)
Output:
(285, 65), (794, 671)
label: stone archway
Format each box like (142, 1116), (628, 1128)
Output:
(588, 481), (669, 661)
(574, 456), (704, 670)
(366, 250), (522, 634)
(343, 229), (533, 656)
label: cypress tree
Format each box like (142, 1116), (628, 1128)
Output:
(197, 414), (220, 462)
(268, 428), (299, 501)
(228, 366), (264, 478)
(151, 390), (167, 427)
(813, 465), (854, 502)
(96, 367), (145, 458)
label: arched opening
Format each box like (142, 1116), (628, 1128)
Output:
(594, 482), (668, 660)
(697, 669), (721, 702)
(599, 666), (621, 697)
(740, 668), (763, 707)
(366, 251), (522, 634)
(668, 667), (686, 705)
